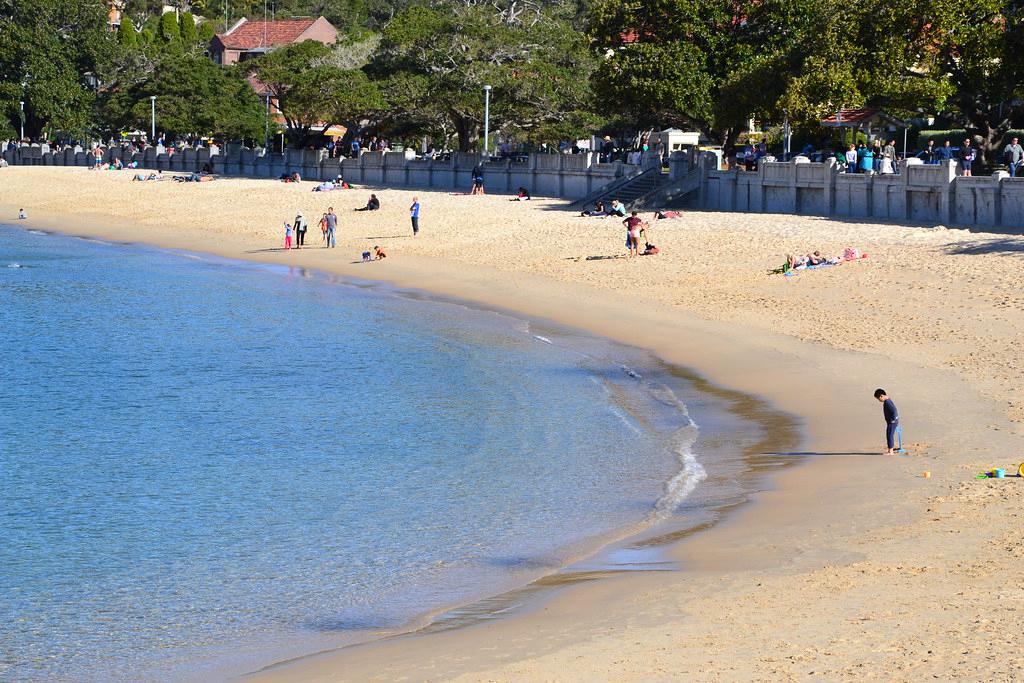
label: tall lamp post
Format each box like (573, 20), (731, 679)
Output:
(483, 84), (492, 159)
(19, 101), (24, 141)
(783, 110), (791, 161)
(264, 93), (271, 150)
(150, 96), (156, 142)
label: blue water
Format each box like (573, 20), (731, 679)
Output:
(0, 225), (726, 681)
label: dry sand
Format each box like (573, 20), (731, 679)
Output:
(2, 167), (1023, 681)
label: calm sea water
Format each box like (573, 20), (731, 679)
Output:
(0, 225), (752, 682)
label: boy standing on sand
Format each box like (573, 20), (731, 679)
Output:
(874, 388), (900, 454)
(410, 197), (420, 236)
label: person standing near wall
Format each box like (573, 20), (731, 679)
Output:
(1004, 137), (1023, 177)
(919, 140), (936, 164)
(959, 138), (976, 176)
(935, 139), (953, 165)
(845, 144), (858, 173)
(410, 196), (420, 236)
(883, 139), (898, 173)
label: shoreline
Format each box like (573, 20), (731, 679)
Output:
(4, 219), (806, 682)
(3, 168), (1021, 681)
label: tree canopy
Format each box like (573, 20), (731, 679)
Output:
(373, 0), (600, 151)
(0, 0), (111, 138)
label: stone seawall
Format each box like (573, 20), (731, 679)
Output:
(0, 144), (640, 201)
(697, 155), (1024, 229)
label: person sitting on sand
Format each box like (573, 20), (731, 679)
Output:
(642, 242), (660, 255)
(355, 194), (380, 211)
(608, 199), (627, 217)
(336, 175), (352, 189)
(375, 245), (387, 260)
(18, 208), (27, 220)
(580, 200), (606, 217)
(511, 186), (531, 201)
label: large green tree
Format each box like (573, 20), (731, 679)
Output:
(246, 40), (384, 148)
(0, 0), (112, 139)
(101, 53), (265, 141)
(373, 0), (599, 152)
(589, 0), (765, 150)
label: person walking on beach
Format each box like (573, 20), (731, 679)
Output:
(283, 222), (293, 250)
(874, 388), (900, 455)
(410, 196), (420, 236)
(294, 212), (307, 249)
(319, 213), (328, 245)
(1004, 136), (1023, 177)
(325, 207), (337, 248)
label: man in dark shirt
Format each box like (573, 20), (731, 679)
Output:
(874, 388), (900, 454)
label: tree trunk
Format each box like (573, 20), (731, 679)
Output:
(451, 112), (476, 153)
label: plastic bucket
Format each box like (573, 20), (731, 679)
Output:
(994, 468), (1005, 479)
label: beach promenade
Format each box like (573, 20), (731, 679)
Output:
(3, 166), (1023, 681)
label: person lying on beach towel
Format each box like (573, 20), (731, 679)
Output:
(655, 210), (682, 220)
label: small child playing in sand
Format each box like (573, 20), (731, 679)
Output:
(283, 222), (293, 250)
(18, 208), (27, 219)
(375, 245), (387, 260)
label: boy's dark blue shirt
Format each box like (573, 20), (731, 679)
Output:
(883, 398), (899, 424)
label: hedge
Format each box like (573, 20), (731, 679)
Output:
(916, 129), (1024, 149)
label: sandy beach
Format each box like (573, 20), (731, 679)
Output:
(3, 166), (1023, 681)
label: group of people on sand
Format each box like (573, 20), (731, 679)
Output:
(581, 199), (627, 217)
(312, 175), (353, 192)
(280, 194), (419, 253)
(777, 246), (864, 273)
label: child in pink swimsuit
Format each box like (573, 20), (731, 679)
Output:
(284, 222), (293, 250)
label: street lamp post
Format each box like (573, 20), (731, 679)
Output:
(483, 84), (492, 159)
(19, 101), (24, 141)
(264, 93), (271, 150)
(783, 110), (791, 161)
(150, 96), (156, 142)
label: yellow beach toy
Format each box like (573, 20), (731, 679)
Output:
(1018, 463), (1024, 478)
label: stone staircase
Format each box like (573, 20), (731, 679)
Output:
(629, 166), (703, 210)
(571, 167), (666, 209)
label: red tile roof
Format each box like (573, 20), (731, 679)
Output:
(820, 108), (880, 125)
(217, 18), (318, 50)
